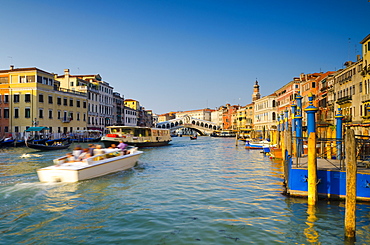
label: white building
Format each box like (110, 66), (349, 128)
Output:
(253, 93), (277, 133)
(124, 106), (137, 126)
(175, 109), (213, 121)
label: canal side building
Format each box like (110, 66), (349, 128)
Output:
(360, 34), (370, 128)
(113, 92), (124, 125)
(0, 66), (87, 136)
(56, 69), (113, 131)
(236, 103), (254, 131)
(253, 93), (277, 139)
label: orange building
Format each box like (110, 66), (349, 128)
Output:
(300, 72), (334, 126)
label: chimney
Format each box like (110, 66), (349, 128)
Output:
(357, 55), (361, 61)
(64, 69), (70, 76)
(10, 65), (14, 70)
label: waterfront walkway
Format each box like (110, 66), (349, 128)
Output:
(292, 156), (370, 173)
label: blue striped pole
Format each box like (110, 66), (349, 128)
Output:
(335, 107), (344, 160)
(304, 94), (318, 135)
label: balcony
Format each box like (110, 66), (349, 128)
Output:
(343, 115), (352, 123)
(61, 117), (71, 123)
(362, 93), (370, 103)
(336, 95), (352, 105)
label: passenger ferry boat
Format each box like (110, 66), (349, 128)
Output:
(101, 126), (172, 148)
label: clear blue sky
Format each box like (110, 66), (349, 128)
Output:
(1, 0), (369, 114)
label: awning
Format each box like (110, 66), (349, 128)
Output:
(25, 127), (49, 132)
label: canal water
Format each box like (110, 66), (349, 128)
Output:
(0, 137), (369, 244)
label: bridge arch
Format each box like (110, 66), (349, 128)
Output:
(156, 115), (220, 135)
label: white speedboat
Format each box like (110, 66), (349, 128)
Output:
(37, 147), (143, 183)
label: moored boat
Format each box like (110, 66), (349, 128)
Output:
(37, 147), (143, 182)
(101, 126), (171, 148)
(269, 146), (282, 159)
(245, 140), (272, 149)
(210, 130), (237, 137)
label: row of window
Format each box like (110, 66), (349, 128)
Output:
(0, 126), (85, 134)
(87, 103), (113, 114)
(335, 66), (358, 84)
(87, 117), (112, 125)
(0, 108), (86, 121)
(0, 94), (87, 108)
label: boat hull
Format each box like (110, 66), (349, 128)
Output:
(27, 143), (71, 151)
(245, 142), (271, 149)
(37, 150), (143, 182)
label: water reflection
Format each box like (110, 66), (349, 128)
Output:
(304, 205), (319, 243)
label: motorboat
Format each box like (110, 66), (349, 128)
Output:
(245, 140), (272, 149)
(101, 126), (171, 147)
(37, 147), (143, 182)
(210, 130), (237, 137)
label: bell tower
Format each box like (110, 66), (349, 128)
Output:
(252, 80), (261, 102)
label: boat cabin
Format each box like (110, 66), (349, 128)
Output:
(102, 126), (172, 147)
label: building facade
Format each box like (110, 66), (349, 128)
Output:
(0, 66), (87, 136)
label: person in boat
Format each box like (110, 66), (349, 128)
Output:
(117, 140), (128, 155)
(93, 145), (105, 160)
(73, 145), (83, 160)
(66, 153), (76, 163)
(78, 148), (90, 161)
(88, 144), (95, 156)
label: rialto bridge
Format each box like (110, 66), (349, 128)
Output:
(156, 115), (221, 135)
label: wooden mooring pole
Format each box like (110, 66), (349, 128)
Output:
(345, 129), (356, 239)
(307, 132), (317, 205)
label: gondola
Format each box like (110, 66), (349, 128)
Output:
(190, 135), (197, 140)
(25, 139), (72, 151)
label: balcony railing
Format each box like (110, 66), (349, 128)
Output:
(361, 93), (370, 103)
(343, 115), (352, 123)
(61, 117), (71, 123)
(336, 95), (352, 105)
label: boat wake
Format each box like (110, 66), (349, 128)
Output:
(20, 153), (43, 158)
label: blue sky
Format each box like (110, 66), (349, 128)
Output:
(1, 0), (369, 114)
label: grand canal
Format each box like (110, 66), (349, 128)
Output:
(1, 137), (370, 244)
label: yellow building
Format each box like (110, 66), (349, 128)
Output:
(236, 103), (254, 131)
(124, 99), (140, 110)
(360, 34), (370, 121)
(0, 66), (88, 135)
